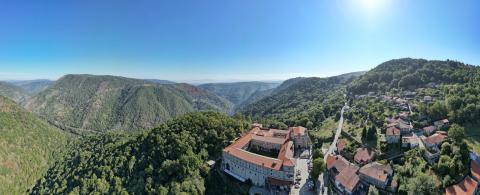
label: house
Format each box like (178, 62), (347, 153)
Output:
(326, 154), (363, 195)
(387, 118), (412, 135)
(358, 162), (396, 191)
(398, 111), (411, 121)
(401, 134), (419, 148)
(397, 122), (412, 135)
(434, 119), (450, 129)
(471, 160), (480, 181)
(423, 96), (433, 102)
(289, 126), (311, 149)
(354, 147), (376, 165)
(421, 142), (440, 164)
(422, 131), (447, 149)
(404, 91), (416, 100)
(335, 164), (361, 194)
(336, 139), (347, 155)
(385, 126), (401, 144)
(445, 176), (479, 195)
(423, 125), (437, 136)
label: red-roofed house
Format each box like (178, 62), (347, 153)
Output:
(423, 125), (437, 136)
(354, 147), (376, 165)
(471, 160), (480, 181)
(336, 139), (347, 154)
(385, 126), (400, 144)
(422, 131), (447, 149)
(434, 118), (450, 129)
(358, 162), (395, 191)
(445, 176), (479, 195)
(326, 154), (363, 194)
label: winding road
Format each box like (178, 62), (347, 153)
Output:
(324, 102), (347, 162)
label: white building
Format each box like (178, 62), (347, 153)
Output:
(222, 125), (304, 187)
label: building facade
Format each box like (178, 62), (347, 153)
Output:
(222, 124), (308, 187)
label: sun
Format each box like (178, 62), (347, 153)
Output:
(357, 0), (387, 13)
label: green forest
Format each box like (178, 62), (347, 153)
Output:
(30, 112), (249, 194)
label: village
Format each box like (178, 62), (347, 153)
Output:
(220, 83), (480, 195)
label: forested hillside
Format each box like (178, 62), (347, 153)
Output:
(30, 112), (249, 194)
(240, 73), (361, 129)
(0, 96), (68, 194)
(0, 81), (29, 103)
(8, 79), (54, 94)
(348, 58), (479, 94)
(199, 81), (279, 112)
(24, 74), (232, 133)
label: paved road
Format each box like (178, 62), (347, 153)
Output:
(324, 103), (347, 162)
(290, 158), (316, 195)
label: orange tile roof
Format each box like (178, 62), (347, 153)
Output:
(290, 126), (307, 136)
(223, 126), (295, 170)
(252, 134), (287, 145)
(335, 165), (360, 193)
(425, 132), (447, 145)
(354, 148), (375, 163)
(471, 160), (480, 180)
(226, 147), (283, 170)
(359, 162), (393, 184)
(337, 139), (347, 152)
(386, 126), (400, 136)
(326, 154), (348, 172)
(278, 141), (295, 167)
(423, 125), (437, 134)
(446, 176), (478, 195)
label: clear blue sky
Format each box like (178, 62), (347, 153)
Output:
(0, 0), (479, 82)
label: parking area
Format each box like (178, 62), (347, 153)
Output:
(290, 158), (316, 195)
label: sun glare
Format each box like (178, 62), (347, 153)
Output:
(357, 0), (387, 13)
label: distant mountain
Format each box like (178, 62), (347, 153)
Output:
(144, 79), (176, 84)
(0, 96), (67, 194)
(348, 58), (479, 94)
(8, 79), (54, 94)
(24, 74), (232, 133)
(0, 81), (29, 103)
(239, 73), (362, 128)
(199, 81), (280, 112)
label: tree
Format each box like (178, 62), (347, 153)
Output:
(440, 142), (452, 155)
(448, 124), (465, 143)
(361, 126), (367, 140)
(311, 158), (326, 180)
(407, 173), (438, 195)
(312, 148), (324, 159)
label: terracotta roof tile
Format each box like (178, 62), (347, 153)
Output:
(337, 139), (347, 153)
(354, 148), (376, 164)
(335, 165), (360, 192)
(224, 126), (295, 170)
(425, 132), (447, 145)
(471, 160), (480, 180)
(290, 126), (307, 136)
(445, 176), (478, 195)
(386, 126), (401, 136)
(359, 162), (392, 184)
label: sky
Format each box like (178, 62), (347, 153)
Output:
(0, 0), (479, 82)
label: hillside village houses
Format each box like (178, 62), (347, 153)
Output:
(222, 123), (311, 188)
